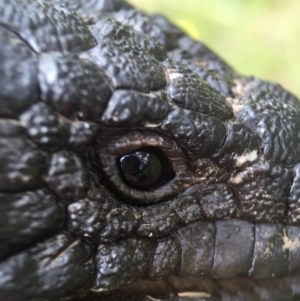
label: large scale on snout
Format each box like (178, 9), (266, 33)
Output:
(1, 0), (300, 301)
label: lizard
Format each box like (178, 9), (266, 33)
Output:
(1, 0), (300, 300)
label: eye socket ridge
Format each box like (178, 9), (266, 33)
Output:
(97, 131), (191, 204)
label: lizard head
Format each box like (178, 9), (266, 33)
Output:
(1, 0), (300, 300)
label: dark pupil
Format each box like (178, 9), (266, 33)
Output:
(118, 147), (167, 189)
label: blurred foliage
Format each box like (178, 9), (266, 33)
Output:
(128, 0), (300, 98)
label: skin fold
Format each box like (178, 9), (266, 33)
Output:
(1, 0), (300, 300)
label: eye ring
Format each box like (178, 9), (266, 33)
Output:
(95, 131), (191, 204)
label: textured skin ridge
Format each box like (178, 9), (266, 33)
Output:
(1, 0), (300, 300)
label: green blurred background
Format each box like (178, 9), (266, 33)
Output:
(127, 0), (300, 98)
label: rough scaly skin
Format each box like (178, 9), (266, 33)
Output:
(1, 0), (300, 300)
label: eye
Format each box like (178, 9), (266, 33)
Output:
(118, 147), (174, 190)
(94, 131), (191, 204)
